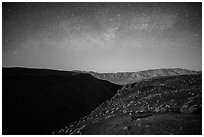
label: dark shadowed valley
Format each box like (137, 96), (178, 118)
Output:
(2, 67), (122, 134)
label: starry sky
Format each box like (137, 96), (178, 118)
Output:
(2, 2), (202, 72)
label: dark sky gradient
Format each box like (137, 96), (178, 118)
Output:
(2, 2), (202, 72)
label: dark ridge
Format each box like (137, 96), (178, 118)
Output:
(2, 67), (122, 135)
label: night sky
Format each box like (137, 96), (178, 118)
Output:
(2, 2), (202, 72)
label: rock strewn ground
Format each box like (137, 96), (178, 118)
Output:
(54, 74), (202, 135)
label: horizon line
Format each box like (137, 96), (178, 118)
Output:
(2, 66), (202, 73)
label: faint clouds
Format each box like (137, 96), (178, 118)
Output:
(128, 13), (179, 32)
(83, 33), (104, 47)
(130, 23), (149, 31)
(103, 27), (116, 41)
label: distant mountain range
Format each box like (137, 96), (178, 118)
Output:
(78, 68), (200, 85)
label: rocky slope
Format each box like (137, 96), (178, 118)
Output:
(2, 67), (122, 134)
(88, 68), (200, 85)
(55, 73), (202, 135)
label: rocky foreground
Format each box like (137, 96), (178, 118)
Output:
(54, 74), (202, 135)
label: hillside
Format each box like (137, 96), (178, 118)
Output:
(88, 68), (200, 85)
(55, 74), (202, 135)
(2, 67), (122, 134)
